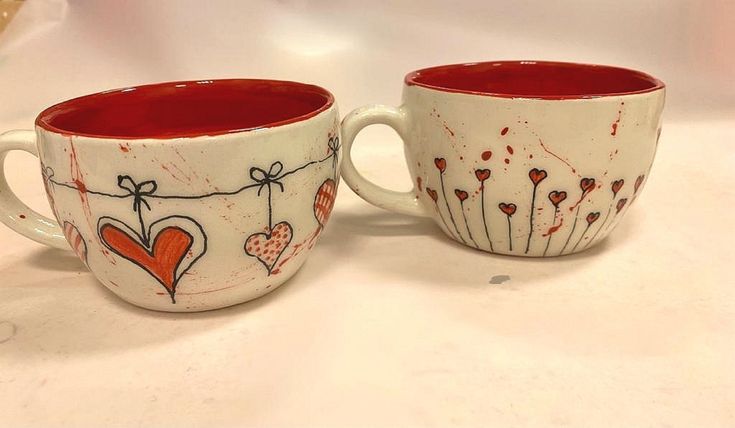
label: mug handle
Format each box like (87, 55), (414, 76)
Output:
(0, 130), (68, 249)
(340, 105), (427, 217)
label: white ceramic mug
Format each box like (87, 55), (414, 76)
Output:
(341, 61), (664, 256)
(0, 79), (340, 311)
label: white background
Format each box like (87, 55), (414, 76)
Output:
(0, 1), (733, 427)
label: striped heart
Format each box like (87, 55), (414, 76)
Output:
(63, 221), (88, 266)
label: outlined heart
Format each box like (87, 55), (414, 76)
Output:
(426, 187), (438, 202)
(434, 157), (447, 173)
(498, 203), (517, 216)
(586, 212), (601, 224)
(63, 221), (88, 266)
(580, 177), (596, 194)
(611, 179), (624, 196)
(313, 178), (337, 228)
(548, 190), (567, 207)
(475, 168), (491, 182)
(454, 189), (469, 201)
(245, 221), (293, 275)
(529, 168), (548, 185)
(98, 215), (207, 303)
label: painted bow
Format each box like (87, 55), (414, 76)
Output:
(249, 162), (285, 196)
(117, 175), (158, 213)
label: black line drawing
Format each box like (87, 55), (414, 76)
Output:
(559, 177), (596, 255)
(455, 188), (479, 248)
(434, 158), (466, 245)
(498, 202), (517, 251)
(543, 190), (567, 257)
(475, 168), (493, 252)
(526, 168), (548, 254)
(571, 211), (600, 253)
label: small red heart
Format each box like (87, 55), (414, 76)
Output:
(548, 190), (567, 207)
(580, 177), (596, 194)
(245, 222), (293, 273)
(100, 224), (193, 292)
(475, 168), (491, 182)
(634, 174), (645, 193)
(616, 198), (628, 213)
(416, 177), (423, 191)
(498, 202), (517, 216)
(611, 179), (624, 196)
(529, 168), (547, 185)
(426, 187), (438, 202)
(455, 189), (468, 202)
(434, 157), (447, 173)
(586, 212), (600, 224)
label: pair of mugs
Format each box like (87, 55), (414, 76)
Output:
(0, 61), (665, 312)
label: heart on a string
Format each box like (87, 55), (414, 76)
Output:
(634, 174), (645, 193)
(98, 215), (207, 303)
(580, 177), (596, 194)
(586, 212), (601, 224)
(434, 158), (447, 173)
(245, 221), (293, 275)
(63, 221), (88, 266)
(616, 198), (628, 213)
(454, 189), (469, 202)
(528, 168), (548, 185)
(313, 178), (337, 228)
(498, 203), (517, 216)
(548, 190), (567, 207)
(611, 179), (624, 196)
(475, 168), (491, 182)
(426, 188), (438, 202)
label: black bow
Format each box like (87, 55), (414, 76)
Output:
(327, 135), (341, 172)
(117, 175), (157, 213)
(249, 162), (285, 196)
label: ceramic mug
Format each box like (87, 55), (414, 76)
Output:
(341, 61), (665, 256)
(0, 79), (340, 311)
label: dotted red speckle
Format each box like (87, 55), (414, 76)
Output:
(506, 145), (514, 155)
(19, 214), (26, 219)
(504, 158), (510, 164)
(501, 127), (509, 136)
(481, 150), (492, 161)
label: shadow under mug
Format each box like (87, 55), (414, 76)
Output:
(0, 79), (341, 312)
(341, 60), (665, 257)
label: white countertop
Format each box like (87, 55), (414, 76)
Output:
(1, 1), (733, 426)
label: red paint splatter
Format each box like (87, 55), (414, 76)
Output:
(443, 123), (455, 137)
(611, 105), (623, 136)
(459, 156), (464, 160)
(542, 218), (564, 237)
(529, 154), (534, 159)
(416, 177), (422, 191)
(481, 150), (492, 161)
(504, 158), (510, 164)
(501, 127), (509, 136)
(538, 138), (577, 175)
(506, 145), (514, 155)
(119, 144), (130, 153)
(19, 214), (26, 219)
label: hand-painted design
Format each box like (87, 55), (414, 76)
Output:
(44, 132), (340, 300)
(63, 221), (88, 266)
(98, 215), (207, 304)
(543, 190), (567, 257)
(571, 212), (600, 252)
(314, 178), (337, 228)
(616, 198), (628, 213)
(631, 174), (645, 205)
(559, 177), (596, 255)
(435, 158), (466, 244)
(583, 179), (625, 249)
(475, 168), (493, 252)
(41, 166), (59, 218)
(245, 221), (293, 275)
(455, 189), (479, 248)
(426, 186), (454, 235)
(498, 202), (517, 251)
(525, 168), (548, 254)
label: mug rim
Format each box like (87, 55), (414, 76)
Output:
(35, 78), (336, 140)
(404, 60), (666, 100)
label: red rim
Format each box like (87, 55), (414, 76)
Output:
(405, 60), (665, 100)
(36, 79), (335, 139)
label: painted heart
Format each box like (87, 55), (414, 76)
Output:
(586, 212), (601, 224)
(454, 189), (469, 202)
(528, 168), (548, 185)
(245, 221), (293, 275)
(63, 221), (88, 266)
(634, 174), (645, 193)
(434, 157), (447, 173)
(498, 202), (517, 216)
(611, 179), (624, 196)
(548, 190), (567, 207)
(416, 177), (423, 191)
(426, 187), (438, 202)
(313, 178), (337, 227)
(580, 177), (596, 194)
(616, 198), (628, 213)
(475, 168), (491, 182)
(98, 215), (206, 303)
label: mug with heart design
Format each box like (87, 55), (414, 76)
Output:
(341, 61), (664, 256)
(0, 79), (340, 311)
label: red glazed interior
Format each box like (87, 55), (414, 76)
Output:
(36, 79), (334, 139)
(405, 61), (665, 99)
